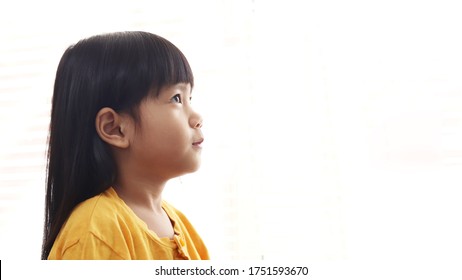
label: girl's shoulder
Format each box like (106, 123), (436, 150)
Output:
(70, 187), (125, 221)
(60, 187), (139, 239)
(50, 187), (132, 258)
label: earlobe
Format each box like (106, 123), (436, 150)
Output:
(95, 107), (130, 149)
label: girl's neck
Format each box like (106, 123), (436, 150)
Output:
(113, 177), (167, 213)
(113, 177), (175, 239)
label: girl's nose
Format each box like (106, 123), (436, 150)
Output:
(190, 111), (203, 128)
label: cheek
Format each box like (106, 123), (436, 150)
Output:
(140, 118), (190, 155)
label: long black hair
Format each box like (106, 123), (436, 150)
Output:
(42, 31), (194, 259)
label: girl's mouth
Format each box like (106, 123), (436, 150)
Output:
(192, 138), (204, 147)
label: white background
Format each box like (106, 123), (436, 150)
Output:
(0, 0), (461, 276)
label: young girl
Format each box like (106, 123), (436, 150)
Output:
(41, 31), (209, 260)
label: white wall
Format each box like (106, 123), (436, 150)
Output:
(0, 0), (461, 270)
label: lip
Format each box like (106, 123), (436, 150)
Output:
(192, 138), (204, 147)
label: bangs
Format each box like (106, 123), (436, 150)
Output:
(87, 31), (195, 112)
(142, 33), (194, 95)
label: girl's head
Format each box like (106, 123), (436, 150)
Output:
(42, 31), (201, 259)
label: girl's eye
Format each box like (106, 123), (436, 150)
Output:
(171, 94), (182, 104)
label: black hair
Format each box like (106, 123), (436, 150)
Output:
(41, 31), (194, 259)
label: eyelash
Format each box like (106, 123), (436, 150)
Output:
(171, 94), (182, 103)
(171, 94), (192, 104)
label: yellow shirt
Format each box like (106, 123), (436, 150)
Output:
(48, 187), (209, 260)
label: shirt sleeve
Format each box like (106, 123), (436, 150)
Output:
(60, 232), (126, 260)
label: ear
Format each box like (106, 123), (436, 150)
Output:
(95, 107), (131, 149)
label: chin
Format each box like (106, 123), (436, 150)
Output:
(174, 161), (201, 178)
(187, 162), (201, 174)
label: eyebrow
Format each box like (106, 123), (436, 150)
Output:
(174, 83), (190, 92)
(174, 83), (193, 98)
(158, 83), (192, 100)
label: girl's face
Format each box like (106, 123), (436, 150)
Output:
(128, 83), (203, 180)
